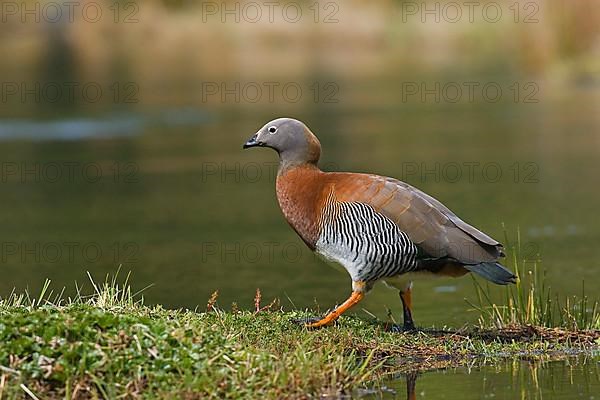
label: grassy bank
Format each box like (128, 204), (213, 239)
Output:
(1, 276), (599, 399)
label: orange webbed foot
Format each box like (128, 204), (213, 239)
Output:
(295, 289), (365, 329)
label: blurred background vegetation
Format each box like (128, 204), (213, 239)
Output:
(0, 0), (598, 326)
(1, 0), (598, 116)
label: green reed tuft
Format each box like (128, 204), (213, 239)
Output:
(468, 229), (600, 330)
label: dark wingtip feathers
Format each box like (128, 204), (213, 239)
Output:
(464, 262), (517, 285)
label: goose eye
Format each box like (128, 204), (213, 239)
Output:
(268, 126), (277, 134)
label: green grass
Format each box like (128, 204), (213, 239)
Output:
(0, 271), (598, 399)
(468, 230), (600, 330)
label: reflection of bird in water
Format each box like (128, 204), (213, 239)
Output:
(405, 371), (418, 400)
(244, 118), (516, 330)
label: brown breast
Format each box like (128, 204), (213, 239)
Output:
(275, 165), (330, 250)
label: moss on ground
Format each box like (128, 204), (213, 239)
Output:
(0, 302), (598, 399)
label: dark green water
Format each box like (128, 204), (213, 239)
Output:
(2, 90), (599, 326)
(362, 356), (600, 399)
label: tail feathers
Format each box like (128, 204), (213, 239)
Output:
(464, 262), (517, 285)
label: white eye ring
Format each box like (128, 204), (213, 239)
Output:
(268, 126), (277, 134)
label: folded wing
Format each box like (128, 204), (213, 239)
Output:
(330, 173), (504, 264)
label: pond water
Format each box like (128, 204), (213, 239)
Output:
(361, 356), (600, 400)
(2, 88), (599, 328)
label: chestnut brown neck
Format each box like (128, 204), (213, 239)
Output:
(275, 164), (327, 249)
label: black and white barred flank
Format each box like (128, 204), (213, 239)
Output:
(316, 193), (419, 283)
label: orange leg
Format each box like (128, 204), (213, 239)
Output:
(399, 283), (415, 331)
(306, 289), (365, 329)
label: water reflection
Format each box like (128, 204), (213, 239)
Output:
(364, 357), (600, 399)
(0, 109), (211, 141)
(406, 372), (417, 400)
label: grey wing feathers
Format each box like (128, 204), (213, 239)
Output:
(403, 181), (505, 259)
(358, 176), (505, 264)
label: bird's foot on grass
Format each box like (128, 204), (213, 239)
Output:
(293, 293), (364, 329)
(291, 316), (337, 329)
